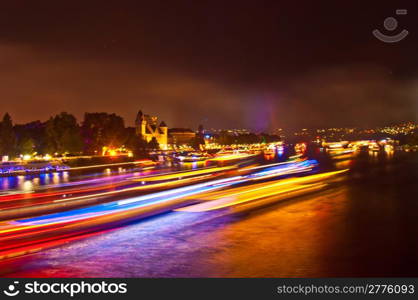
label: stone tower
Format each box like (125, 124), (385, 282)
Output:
(135, 110), (168, 150)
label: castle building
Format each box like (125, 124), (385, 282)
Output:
(135, 110), (168, 150)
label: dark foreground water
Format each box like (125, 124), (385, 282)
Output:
(1, 151), (418, 277)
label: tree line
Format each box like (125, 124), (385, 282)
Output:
(0, 112), (157, 159)
(0, 112), (284, 159)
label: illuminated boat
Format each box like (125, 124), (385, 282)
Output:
(368, 143), (380, 152)
(0, 160), (68, 176)
(384, 144), (394, 152)
(328, 148), (355, 158)
(294, 143), (307, 154)
(134, 159), (157, 166)
(208, 150), (259, 162)
(176, 153), (211, 162)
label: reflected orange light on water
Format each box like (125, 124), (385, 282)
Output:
(205, 187), (351, 277)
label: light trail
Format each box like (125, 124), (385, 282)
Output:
(176, 183), (327, 212)
(63, 160), (155, 171)
(238, 158), (302, 172)
(0, 173), (226, 222)
(0, 166), (157, 202)
(208, 153), (259, 162)
(176, 169), (348, 212)
(0, 159), (319, 226)
(246, 159), (317, 181)
(0, 166), (233, 212)
(0, 174), (244, 238)
(0, 159), (345, 260)
(132, 165), (236, 182)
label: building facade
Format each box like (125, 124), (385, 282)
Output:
(168, 128), (196, 145)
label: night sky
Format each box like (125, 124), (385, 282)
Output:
(0, 1), (417, 131)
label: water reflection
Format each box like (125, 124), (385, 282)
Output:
(202, 188), (350, 277)
(0, 150), (416, 277)
(22, 180), (34, 192)
(0, 162), (204, 193)
(0, 148), (402, 195)
(0, 167), (139, 193)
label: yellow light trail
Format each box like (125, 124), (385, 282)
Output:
(133, 166), (236, 182)
(238, 159), (301, 172)
(176, 169), (348, 212)
(208, 153), (258, 162)
(53, 174), (214, 203)
(66, 161), (155, 171)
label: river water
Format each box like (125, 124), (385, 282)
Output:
(1, 150), (417, 277)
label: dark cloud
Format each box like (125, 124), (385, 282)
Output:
(0, 1), (416, 130)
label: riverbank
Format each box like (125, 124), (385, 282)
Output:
(0, 156), (156, 177)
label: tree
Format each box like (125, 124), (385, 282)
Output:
(0, 113), (17, 157)
(82, 113), (126, 154)
(14, 121), (47, 156)
(148, 137), (159, 150)
(125, 127), (147, 158)
(44, 117), (58, 154)
(44, 112), (83, 155)
(405, 133), (418, 146)
(54, 113), (83, 154)
(61, 129), (83, 154)
(18, 137), (35, 155)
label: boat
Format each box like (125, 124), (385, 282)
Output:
(175, 152), (211, 162)
(208, 150), (259, 162)
(0, 160), (68, 176)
